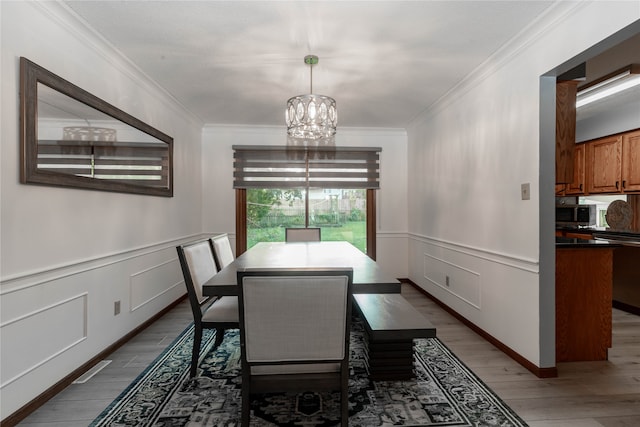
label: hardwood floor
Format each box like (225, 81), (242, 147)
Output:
(402, 284), (640, 427)
(17, 283), (640, 426)
(17, 301), (195, 427)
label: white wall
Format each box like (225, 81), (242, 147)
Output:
(201, 125), (409, 278)
(407, 1), (640, 368)
(0, 2), (204, 419)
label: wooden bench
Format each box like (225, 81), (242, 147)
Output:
(353, 293), (436, 381)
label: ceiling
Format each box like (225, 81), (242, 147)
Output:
(576, 32), (640, 123)
(62, 1), (557, 129)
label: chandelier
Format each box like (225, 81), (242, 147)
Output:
(286, 55), (337, 140)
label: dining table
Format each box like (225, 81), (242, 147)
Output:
(202, 241), (401, 296)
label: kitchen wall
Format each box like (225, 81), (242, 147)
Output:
(576, 32), (640, 142)
(406, 1), (640, 369)
(201, 125), (409, 279)
(577, 97), (640, 142)
(0, 2), (204, 419)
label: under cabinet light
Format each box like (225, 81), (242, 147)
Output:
(576, 64), (640, 108)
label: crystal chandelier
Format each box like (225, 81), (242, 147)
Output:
(286, 55), (337, 140)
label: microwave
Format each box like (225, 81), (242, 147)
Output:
(556, 204), (596, 227)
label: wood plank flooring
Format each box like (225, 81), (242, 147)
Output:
(17, 283), (640, 426)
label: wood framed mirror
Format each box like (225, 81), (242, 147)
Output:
(20, 57), (173, 197)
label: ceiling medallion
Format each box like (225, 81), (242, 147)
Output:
(285, 55), (337, 142)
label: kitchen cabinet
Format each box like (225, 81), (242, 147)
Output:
(613, 245), (640, 315)
(556, 81), (578, 184)
(565, 231), (593, 240)
(586, 131), (640, 194)
(621, 130), (640, 192)
(556, 246), (613, 362)
(565, 143), (585, 195)
(586, 135), (622, 193)
(555, 229), (594, 239)
(555, 143), (584, 194)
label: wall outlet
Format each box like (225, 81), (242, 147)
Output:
(521, 183), (530, 200)
(114, 300), (121, 316)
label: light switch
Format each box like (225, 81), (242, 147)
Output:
(521, 183), (530, 200)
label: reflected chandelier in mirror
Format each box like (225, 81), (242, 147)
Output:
(20, 57), (173, 197)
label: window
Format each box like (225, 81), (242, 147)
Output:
(245, 188), (368, 251)
(233, 146), (380, 257)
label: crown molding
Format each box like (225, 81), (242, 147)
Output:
(31, 1), (203, 129)
(407, 0), (585, 127)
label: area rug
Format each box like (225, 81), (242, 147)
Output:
(91, 320), (528, 426)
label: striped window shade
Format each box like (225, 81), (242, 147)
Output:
(37, 140), (170, 188)
(232, 145), (381, 189)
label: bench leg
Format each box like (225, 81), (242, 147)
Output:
(365, 337), (415, 381)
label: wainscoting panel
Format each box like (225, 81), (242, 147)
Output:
(0, 293), (87, 388)
(423, 253), (481, 309)
(0, 236), (201, 420)
(130, 258), (184, 312)
(408, 234), (541, 366)
(376, 232), (409, 278)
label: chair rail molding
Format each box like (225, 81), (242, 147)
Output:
(408, 232), (539, 274)
(0, 234), (207, 294)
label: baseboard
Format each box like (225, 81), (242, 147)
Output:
(613, 299), (640, 316)
(2, 295), (187, 427)
(399, 278), (558, 379)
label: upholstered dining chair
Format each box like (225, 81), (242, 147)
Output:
(211, 233), (235, 270)
(176, 238), (239, 377)
(237, 267), (353, 426)
(285, 227), (321, 242)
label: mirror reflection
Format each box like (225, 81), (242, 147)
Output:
(21, 57), (173, 197)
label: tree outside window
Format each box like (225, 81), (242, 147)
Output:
(246, 188), (367, 252)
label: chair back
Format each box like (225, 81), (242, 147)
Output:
(176, 239), (218, 319)
(285, 227), (321, 242)
(237, 268), (352, 375)
(211, 233), (235, 270)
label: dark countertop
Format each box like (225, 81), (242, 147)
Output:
(556, 237), (622, 248)
(556, 226), (640, 238)
(556, 227), (640, 247)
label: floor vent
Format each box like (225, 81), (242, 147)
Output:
(73, 360), (112, 384)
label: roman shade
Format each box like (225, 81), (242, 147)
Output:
(36, 140), (170, 188)
(232, 145), (381, 189)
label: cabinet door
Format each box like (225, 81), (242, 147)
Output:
(586, 135), (622, 194)
(622, 130), (640, 192)
(565, 144), (585, 194)
(555, 81), (578, 184)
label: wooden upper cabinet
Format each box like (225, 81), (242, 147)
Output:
(622, 130), (640, 192)
(586, 135), (623, 194)
(565, 143), (585, 195)
(555, 81), (578, 184)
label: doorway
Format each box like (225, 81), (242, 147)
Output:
(540, 20), (640, 369)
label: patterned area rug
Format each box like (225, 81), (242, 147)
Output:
(91, 320), (528, 426)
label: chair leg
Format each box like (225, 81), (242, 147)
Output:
(242, 372), (251, 426)
(191, 326), (202, 378)
(341, 389), (348, 427)
(213, 327), (225, 349)
(341, 367), (349, 426)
